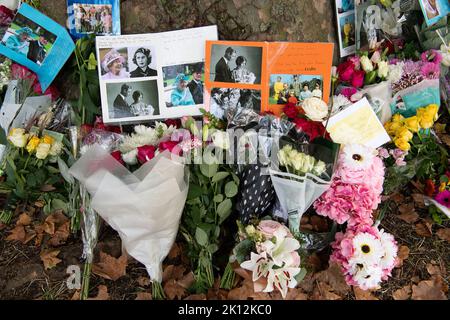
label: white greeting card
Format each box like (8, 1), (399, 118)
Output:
(96, 25), (218, 124)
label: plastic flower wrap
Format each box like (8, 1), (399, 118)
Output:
(271, 139), (339, 233)
(69, 145), (188, 298)
(330, 224), (398, 290)
(231, 220), (302, 298)
(314, 144), (384, 226)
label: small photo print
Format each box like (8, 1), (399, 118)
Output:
(209, 44), (262, 84)
(420, 0), (441, 19)
(106, 80), (159, 119)
(99, 47), (129, 80)
(336, 0), (355, 14)
(269, 74), (323, 105)
(73, 3), (113, 35)
(162, 62), (204, 106)
(0, 13), (57, 66)
(339, 13), (355, 49)
(128, 46), (158, 78)
(210, 88), (261, 120)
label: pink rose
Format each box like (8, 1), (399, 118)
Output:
(348, 56), (361, 69)
(337, 61), (355, 82)
(340, 87), (357, 100)
(137, 145), (156, 164)
(351, 70), (365, 88)
(257, 220), (289, 239)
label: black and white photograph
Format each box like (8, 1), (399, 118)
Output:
(128, 46), (158, 78)
(163, 62), (204, 107)
(209, 44), (262, 84)
(99, 47), (129, 79)
(210, 88), (261, 120)
(106, 80), (159, 119)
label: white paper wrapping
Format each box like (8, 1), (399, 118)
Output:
(270, 170), (331, 233)
(69, 145), (188, 282)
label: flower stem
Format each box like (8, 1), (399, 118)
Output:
(151, 281), (166, 300)
(219, 262), (236, 290)
(80, 262), (92, 300)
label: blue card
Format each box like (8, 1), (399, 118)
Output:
(0, 3), (75, 92)
(419, 0), (450, 26)
(67, 0), (120, 38)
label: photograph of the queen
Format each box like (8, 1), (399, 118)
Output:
(100, 48), (129, 79)
(129, 47), (158, 78)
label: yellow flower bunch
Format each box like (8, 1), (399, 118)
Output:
(8, 129), (63, 160)
(384, 104), (439, 151)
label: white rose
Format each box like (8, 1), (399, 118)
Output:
(302, 97), (329, 121)
(122, 149), (138, 165)
(8, 128), (28, 148)
(292, 153), (305, 172)
(49, 141), (63, 156)
(211, 131), (230, 150)
(377, 61), (389, 79)
(441, 44), (450, 67)
(36, 143), (51, 159)
(313, 160), (326, 176)
(360, 55), (374, 72)
(278, 148), (288, 167)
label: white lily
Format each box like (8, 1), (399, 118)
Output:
(240, 251), (274, 282)
(262, 227), (300, 267)
(264, 266), (301, 298)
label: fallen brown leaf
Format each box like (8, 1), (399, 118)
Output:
(415, 221), (432, 237)
(311, 281), (342, 300)
(411, 193), (425, 208)
(17, 213), (32, 226)
(398, 211), (419, 224)
(392, 285), (411, 300)
(284, 288), (308, 300)
(227, 279), (254, 300)
(396, 245), (410, 267)
(71, 291), (81, 300)
(436, 228), (450, 242)
(233, 267), (252, 281)
(135, 292), (152, 300)
(168, 243), (181, 260)
(40, 249), (61, 270)
(310, 215), (328, 232)
(88, 285), (109, 300)
(137, 276), (151, 287)
(178, 271), (195, 289)
(162, 264), (186, 283)
(353, 287), (378, 300)
(184, 294), (207, 300)
(313, 262), (350, 295)
(6, 225), (26, 242)
(426, 264), (442, 277)
(92, 252), (127, 281)
(48, 221), (70, 247)
(44, 212), (68, 235)
(163, 279), (187, 300)
(390, 193), (405, 204)
(411, 279), (446, 300)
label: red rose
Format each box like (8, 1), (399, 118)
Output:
(137, 145), (156, 164)
(283, 103), (299, 119)
(337, 61), (355, 82)
(294, 118), (328, 142)
(165, 118), (181, 128)
(351, 70), (365, 88)
(111, 151), (124, 165)
(159, 140), (181, 155)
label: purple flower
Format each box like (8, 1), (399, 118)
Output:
(435, 190), (450, 208)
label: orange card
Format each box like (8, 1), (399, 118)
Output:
(204, 41), (334, 119)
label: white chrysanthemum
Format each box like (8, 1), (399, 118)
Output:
(122, 149), (138, 165)
(379, 229), (398, 270)
(340, 144), (376, 170)
(350, 232), (384, 265)
(351, 263), (383, 290)
(388, 61), (404, 84)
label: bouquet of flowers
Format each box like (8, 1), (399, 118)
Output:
(314, 144), (384, 226)
(270, 141), (337, 234)
(231, 219), (302, 298)
(330, 224), (398, 290)
(69, 123), (189, 299)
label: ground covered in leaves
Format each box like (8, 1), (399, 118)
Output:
(0, 192), (448, 300)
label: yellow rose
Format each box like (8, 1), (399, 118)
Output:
(8, 128), (28, 148)
(426, 104), (438, 120)
(394, 138), (411, 151)
(41, 135), (54, 145)
(395, 127), (413, 141)
(385, 121), (402, 136)
(392, 114), (404, 123)
(439, 182), (447, 193)
(26, 136), (40, 153)
(418, 115), (434, 129)
(404, 116), (420, 133)
(35, 143), (51, 159)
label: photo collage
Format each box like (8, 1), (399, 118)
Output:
(205, 41), (334, 117)
(335, 0), (356, 57)
(96, 25), (218, 124)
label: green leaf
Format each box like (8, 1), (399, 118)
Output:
(195, 227), (208, 247)
(87, 53), (98, 70)
(234, 239), (254, 264)
(51, 199), (68, 213)
(57, 158), (74, 184)
(294, 267), (307, 283)
(212, 171), (230, 183)
(187, 184), (203, 200)
(199, 163), (218, 178)
(217, 199), (232, 224)
(225, 181), (238, 198)
(213, 194), (224, 203)
(0, 127), (7, 145)
(207, 244), (219, 254)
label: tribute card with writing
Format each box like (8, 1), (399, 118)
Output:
(204, 41), (334, 119)
(96, 25), (218, 124)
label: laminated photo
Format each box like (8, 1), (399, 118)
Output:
(335, 0), (356, 57)
(0, 3), (75, 92)
(67, 0), (121, 38)
(96, 25), (218, 124)
(205, 41), (334, 118)
(418, 0), (450, 26)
